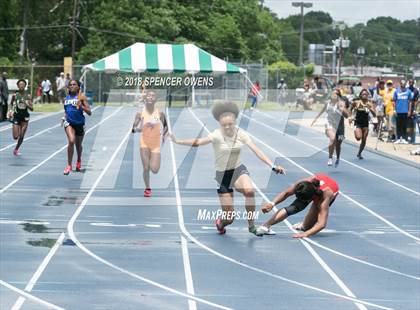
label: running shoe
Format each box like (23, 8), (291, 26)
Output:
(13, 149), (21, 156)
(401, 139), (409, 144)
(76, 161), (82, 172)
(249, 225), (263, 237)
(327, 158), (333, 166)
(144, 188), (152, 197)
(255, 225), (276, 236)
(357, 154), (364, 160)
(215, 218), (226, 235)
(63, 165), (72, 175)
(334, 159), (340, 168)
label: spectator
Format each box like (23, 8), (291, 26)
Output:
(33, 82), (43, 104)
(0, 72), (9, 121)
(393, 79), (413, 144)
(56, 72), (66, 104)
(373, 80), (386, 138)
(277, 78), (287, 104)
(384, 80), (396, 142)
(407, 79), (419, 144)
(41, 77), (52, 103)
(249, 80), (261, 110)
(297, 82), (314, 110)
(65, 73), (71, 88)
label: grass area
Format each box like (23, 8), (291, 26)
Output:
(33, 103), (63, 113)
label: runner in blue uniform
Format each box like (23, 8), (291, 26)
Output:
(63, 79), (91, 175)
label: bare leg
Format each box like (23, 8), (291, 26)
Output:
(75, 134), (84, 162)
(12, 124), (20, 140)
(301, 203), (319, 230)
(140, 147), (151, 189)
(15, 122), (28, 150)
(65, 126), (76, 166)
(217, 192), (235, 229)
(263, 208), (288, 228)
(358, 127), (369, 157)
(335, 139), (343, 160)
(326, 129), (336, 159)
(234, 174), (256, 228)
(149, 151), (161, 174)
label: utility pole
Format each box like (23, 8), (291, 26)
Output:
(333, 23), (350, 82)
(71, 0), (79, 76)
(292, 2), (313, 67)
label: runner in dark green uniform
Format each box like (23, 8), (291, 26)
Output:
(7, 79), (33, 156)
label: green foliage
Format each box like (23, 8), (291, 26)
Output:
(0, 0), (418, 73)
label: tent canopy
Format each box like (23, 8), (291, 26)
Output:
(83, 43), (246, 74)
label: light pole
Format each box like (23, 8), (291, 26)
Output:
(292, 2), (313, 67)
(333, 34), (350, 82)
(357, 47), (365, 75)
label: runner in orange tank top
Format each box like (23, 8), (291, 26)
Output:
(132, 90), (168, 197)
(256, 173), (339, 238)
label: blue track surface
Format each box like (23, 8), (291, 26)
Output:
(0, 106), (419, 310)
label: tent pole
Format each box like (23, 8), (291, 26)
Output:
(191, 73), (195, 107)
(80, 70), (87, 93)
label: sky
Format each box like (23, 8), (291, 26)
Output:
(265, 0), (420, 25)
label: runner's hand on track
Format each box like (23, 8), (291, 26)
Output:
(292, 233), (306, 239)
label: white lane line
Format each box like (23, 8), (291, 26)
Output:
(167, 108), (393, 310)
(239, 115), (420, 243)
(250, 110), (420, 196)
(0, 279), (65, 310)
(166, 107), (198, 310)
(181, 236), (197, 310)
(253, 185), (368, 310)
(66, 130), (230, 310)
(0, 110), (65, 132)
(1, 124), (60, 151)
(187, 108), (368, 310)
(0, 106), (101, 152)
(11, 233), (66, 310)
(0, 106), (123, 194)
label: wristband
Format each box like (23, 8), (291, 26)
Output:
(271, 164), (276, 171)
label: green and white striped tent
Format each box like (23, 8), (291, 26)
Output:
(83, 43), (246, 74)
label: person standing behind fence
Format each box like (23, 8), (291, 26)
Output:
(33, 82), (43, 104)
(373, 80), (386, 139)
(249, 80), (261, 110)
(41, 77), (51, 103)
(393, 80), (413, 144)
(384, 80), (396, 142)
(407, 80), (419, 144)
(56, 72), (66, 104)
(0, 72), (9, 121)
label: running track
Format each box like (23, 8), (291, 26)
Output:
(0, 105), (419, 310)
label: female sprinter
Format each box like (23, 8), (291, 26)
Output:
(7, 79), (33, 156)
(311, 89), (349, 167)
(350, 88), (376, 159)
(257, 173), (339, 238)
(171, 102), (286, 236)
(63, 80), (91, 175)
(132, 90), (168, 197)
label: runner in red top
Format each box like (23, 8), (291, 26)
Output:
(256, 174), (339, 238)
